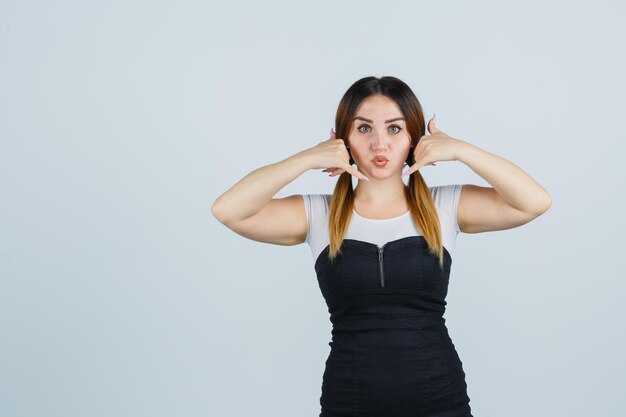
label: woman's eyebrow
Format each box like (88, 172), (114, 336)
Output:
(354, 116), (405, 123)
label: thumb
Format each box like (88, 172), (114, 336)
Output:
(427, 114), (443, 135)
(330, 128), (336, 139)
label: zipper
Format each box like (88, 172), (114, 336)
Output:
(378, 244), (386, 288)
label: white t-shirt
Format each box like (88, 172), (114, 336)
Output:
(303, 184), (463, 264)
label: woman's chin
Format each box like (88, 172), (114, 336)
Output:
(365, 168), (400, 179)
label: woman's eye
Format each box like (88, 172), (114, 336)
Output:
(356, 124), (403, 133)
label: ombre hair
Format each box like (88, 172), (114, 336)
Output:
(327, 75), (446, 269)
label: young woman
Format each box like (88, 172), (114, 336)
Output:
(212, 76), (552, 417)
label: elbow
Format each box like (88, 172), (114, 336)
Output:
(211, 199), (226, 224)
(543, 192), (553, 212)
(535, 193), (552, 216)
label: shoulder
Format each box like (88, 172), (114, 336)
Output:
(429, 184), (463, 210)
(429, 184), (464, 234)
(302, 194), (331, 215)
(429, 184), (463, 201)
(302, 194), (332, 244)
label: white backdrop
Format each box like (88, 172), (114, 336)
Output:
(1, 1), (624, 416)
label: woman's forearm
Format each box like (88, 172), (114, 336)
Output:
(211, 151), (313, 225)
(455, 141), (552, 214)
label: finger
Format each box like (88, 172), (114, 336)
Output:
(330, 128), (336, 139)
(428, 114), (440, 134)
(402, 162), (436, 177)
(322, 167), (344, 175)
(427, 115), (443, 135)
(402, 163), (419, 177)
(343, 163), (369, 181)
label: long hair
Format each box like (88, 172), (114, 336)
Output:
(327, 75), (446, 268)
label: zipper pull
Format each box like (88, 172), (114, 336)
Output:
(378, 245), (385, 288)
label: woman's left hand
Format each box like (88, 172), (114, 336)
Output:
(402, 115), (466, 177)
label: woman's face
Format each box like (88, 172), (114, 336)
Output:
(347, 94), (412, 179)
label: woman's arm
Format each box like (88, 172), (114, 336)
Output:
(402, 116), (552, 234)
(455, 141), (552, 233)
(457, 142), (552, 213)
(212, 130), (366, 228)
(211, 151), (313, 226)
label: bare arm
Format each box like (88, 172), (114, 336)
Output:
(211, 132), (366, 245)
(211, 150), (313, 226)
(455, 141), (552, 233)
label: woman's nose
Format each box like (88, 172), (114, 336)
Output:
(371, 132), (388, 149)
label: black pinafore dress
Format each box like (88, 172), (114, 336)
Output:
(315, 235), (473, 417)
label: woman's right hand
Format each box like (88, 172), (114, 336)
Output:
(307, 128), (370, 181)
